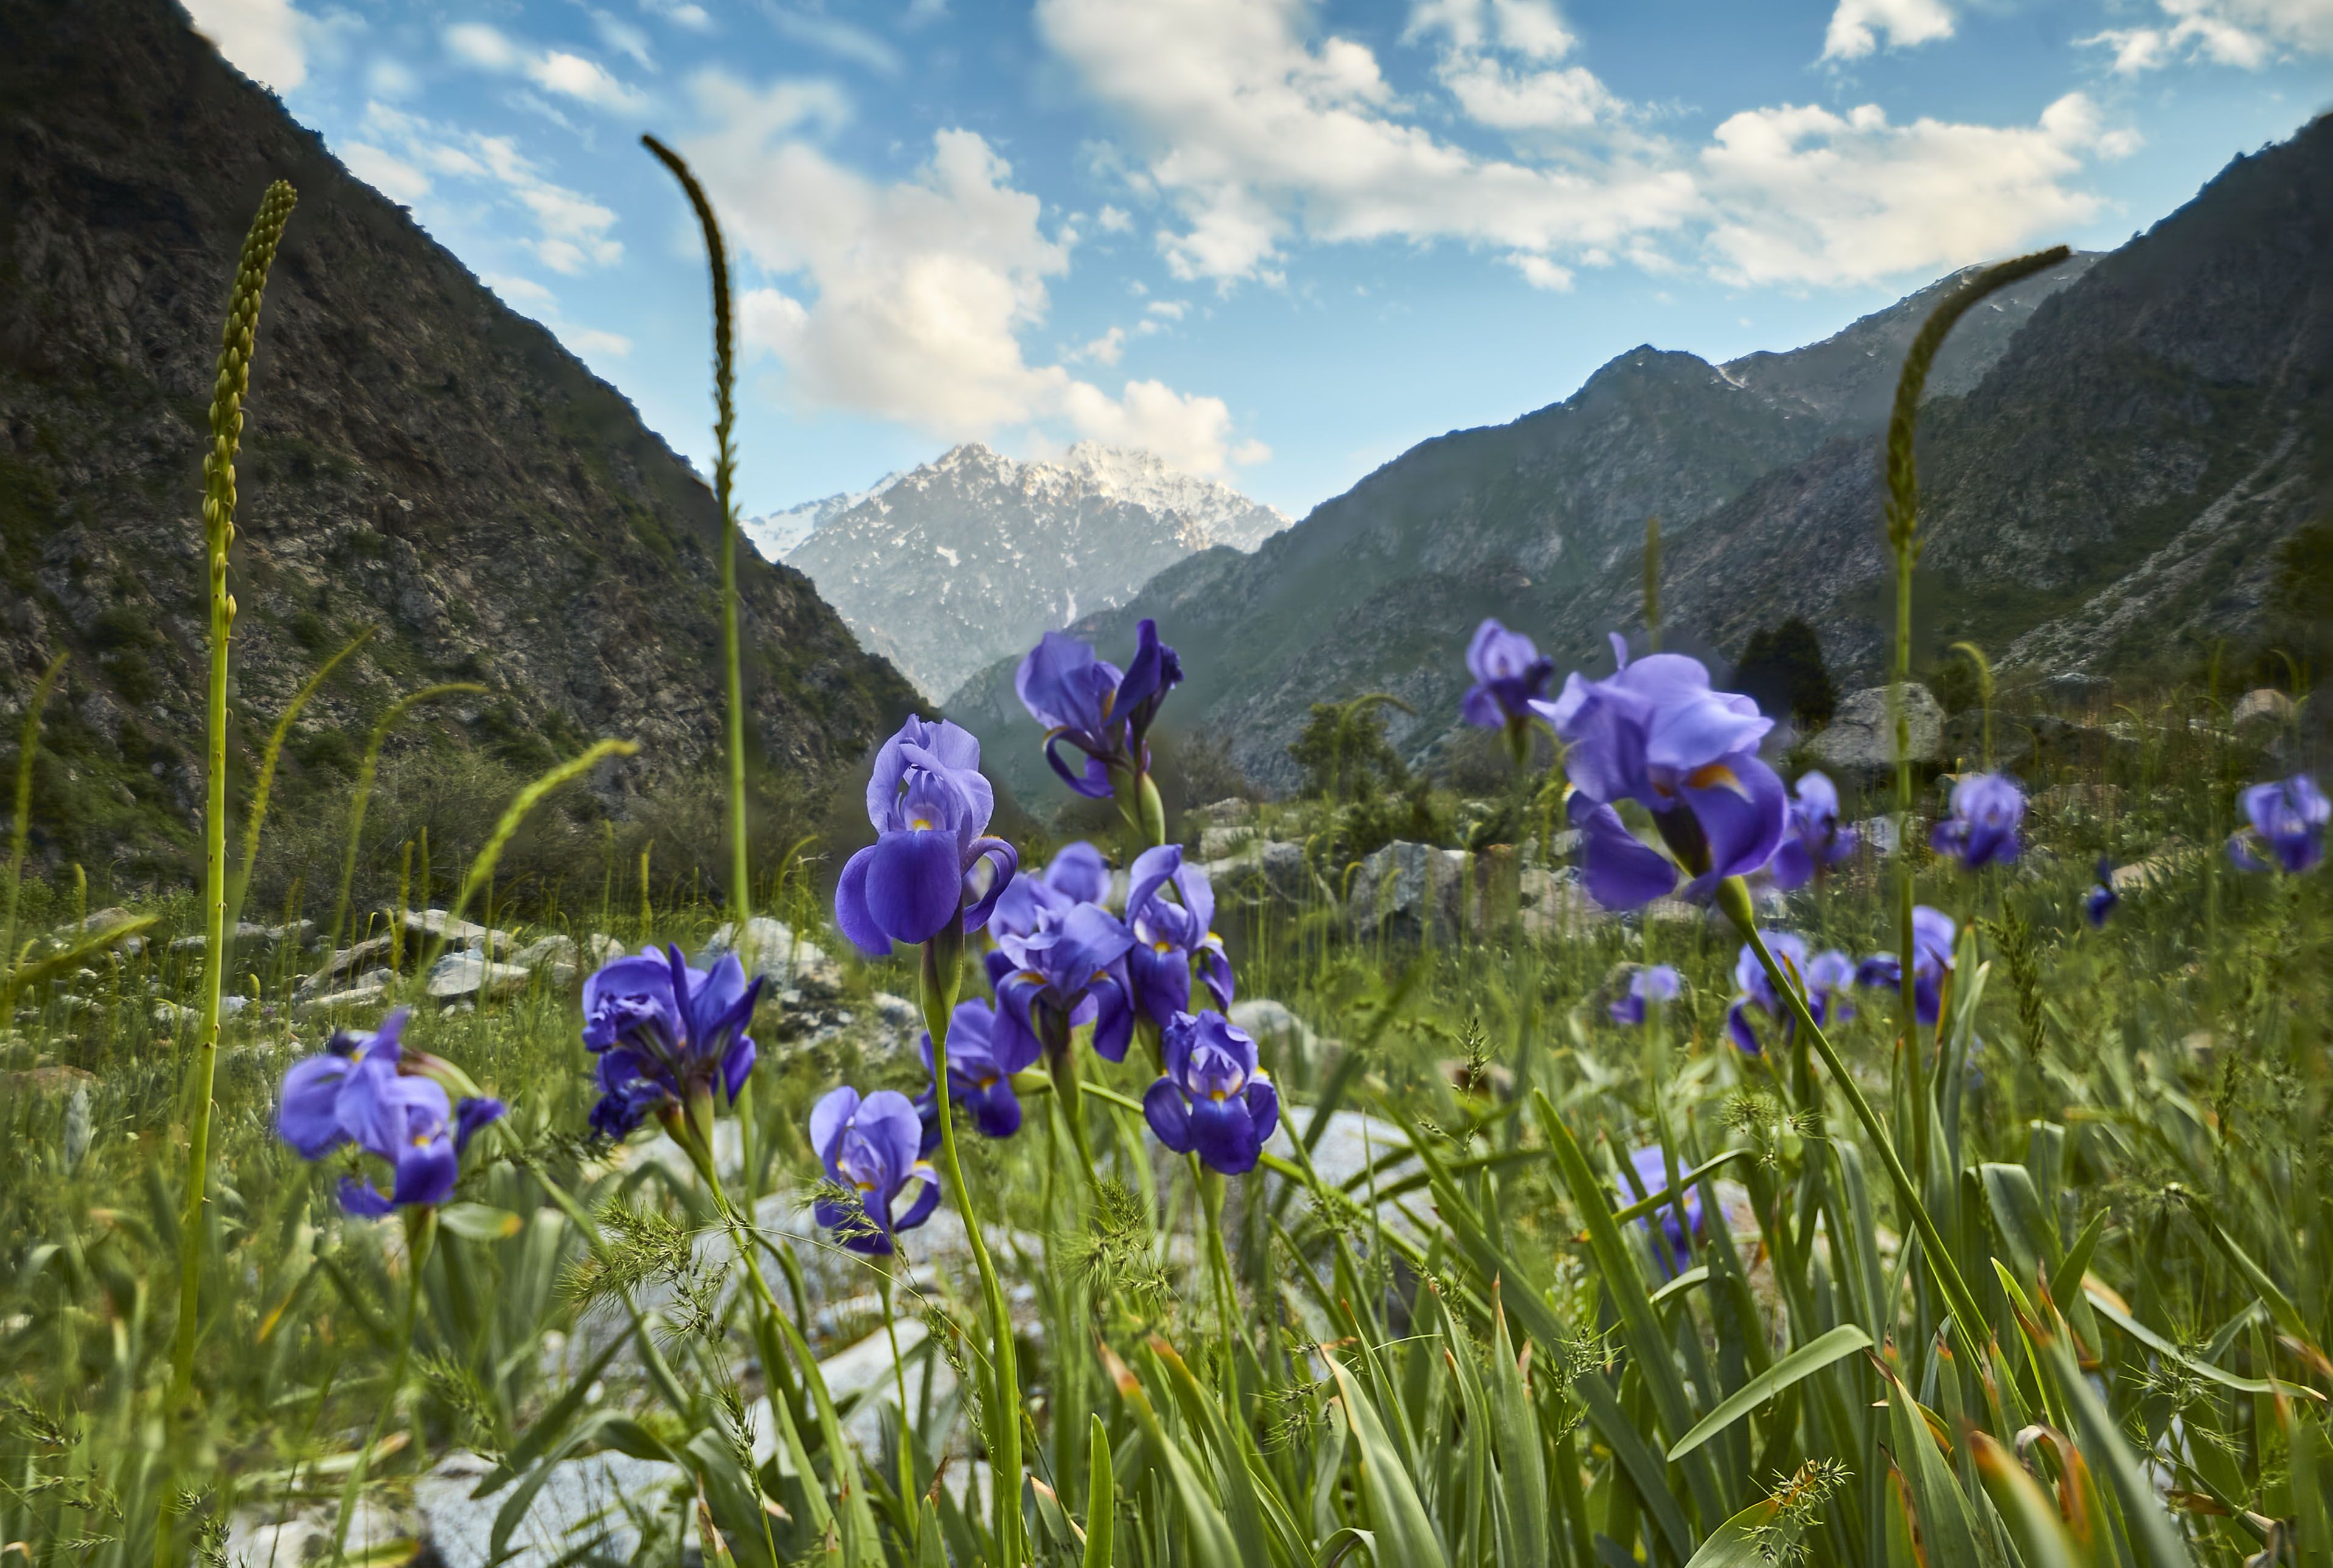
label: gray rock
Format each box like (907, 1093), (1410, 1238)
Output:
(1518, 867), (1611, 938)
(1806, 684), (1944, 783)
(296, 978), (390, 1016)
(1198, 823), (1255, 861)
(415, 1448), (681, 1568)
(1348, 841), (1470, 945)
(398, 909), (512, 955)
(425, 952), (532, 1001)
(2233, 687), (2296, 732)
(1852, 815), (1902, 856)
(1190, 797), (1255, 827)
(512, 933), (577, 970)
(873, 992), (919, 1027)
(1229, 998), (1316, 1065)
(1208, 841), (1333, 915)
(299, 934), (394, 996)
(704, 917), (841, 996)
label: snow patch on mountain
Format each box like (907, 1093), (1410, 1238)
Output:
(777, 443), (1289, 702)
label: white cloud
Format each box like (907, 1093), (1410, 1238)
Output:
(1511, 253), (1573, 289)
(343, 141), (430, 203)
(642, 0), (714, 28)
(1058, 379), (1257, 474)
(1041, 0), (2127, 294)
(568, 327), (634, 358)
(445, 22), (521, 70)
(1037, 0), (1693, 287)
(1144, 299), (1190, 319)
(593, 12), (656, 69)
(2087, 0), (2333, 72)
(484, 272), (558, 307)
(183, 0), (316, 91)
(691, 76), (1261, 474)
(530, 51), (650, 109)
(356, 103), (625, 274)
(446, 23), (650, 111)
(1073, 326), (1128, 365)
(1700, 93), (2119, 287)
(1096, 203), (1133, 233)
(1820, 0), (1956, 61)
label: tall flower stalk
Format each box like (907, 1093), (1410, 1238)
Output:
(167, 178), (297, 1416)
(642, 136), (750, 928)
(1, 652), (67, 1019)
(1879, 245), (2065, 1180)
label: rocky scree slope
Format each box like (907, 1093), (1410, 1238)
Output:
(781, 440), (1287, 703)
(1628, 113), (2333, 699)
(0, 0), (920, 878)
(951, 256), (2091, 800)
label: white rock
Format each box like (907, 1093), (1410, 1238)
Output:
(399, 909), (512, 955)
(2233, 687), (2296, 732)
(873, 992), (919, 1027)
(513, 934), (577, 971)
(296, 979), (390, 1016)
(414, 1448), (680, 1568)
(1807, 685), (1944, 782)
(1229, 999), (1315, 1063)
(425, 952), (532, 1001)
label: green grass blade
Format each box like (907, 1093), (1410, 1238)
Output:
(1327, 1357), (1451, 1568)
(1084, 1414), (1115, 1568)
(1666, 1326), (1872, 1463)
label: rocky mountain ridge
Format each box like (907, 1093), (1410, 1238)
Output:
(0, 0), (920, 879)
(782, 440), (1287, 702)
(950, 247), (2101, 800)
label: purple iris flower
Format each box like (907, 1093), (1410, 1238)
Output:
(987, 901), (1138, 1064)
(1542, 635), (1789, 910)
(1854, 905), (1957, 1025)
(835, 717), (1019, 956)
(1726, 933), (1855, 1055)
(915, 998), (1033, 1154)
(1930, 772), (2025, 869)
(1016, 620), (1182, 799)
(811, 1087), (940, 1257)
(581, 946), (763, 1139)
(1623, 1145), (1703, 1277)
(1144, 1010), (1279, 1176)
(1461, 619), (1556, 732)
(1124, 844), (1234, 1028)
(1608, 965), (1681, 1027)
(2085, 858), (2118, 928)
(2228, 774), (2328, 873)
(276, 1009), (506, 1216)
(990, 840), (1110, 941)
(1768, 771), (1857, 890)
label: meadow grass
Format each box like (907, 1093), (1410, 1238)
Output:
(0, 691), (2324, 1567)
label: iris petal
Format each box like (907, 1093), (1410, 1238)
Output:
(1143, 1078), (1192, 1154)
(867, 829), (965, 945)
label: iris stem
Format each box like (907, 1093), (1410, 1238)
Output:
(333, 1207), (434, 1561)
(878, 1263), (919, 1552)
(1716, 877), (1989, 1344)
(922, 934), (1026, 1564)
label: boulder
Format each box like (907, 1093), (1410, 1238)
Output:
(1806, 684), (1944, 785)
(415, 1448), (680, 1568)
(1229, 998), (1319, 1069)
(1518, 867), (1611, 938)
(1198, 822), (1256, 861)
(1190, 797), (1255, 827)
(398, 908), (512, 954)
(703, 917), (842, 997)
(873, 992), (919, 1027)
(1208, 841), (1334, 915)
(1349, 841), (1470, 945)
(426, 951), (532, 1001)
(513, 933), (577, 970)
(298, 934), (393, 996)
(2233, 687), (2296, 733)
(296, 977), (390, 1016)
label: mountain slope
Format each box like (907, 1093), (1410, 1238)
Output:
(951, 257), (2093, 800)
(782, 441), (1287, 702)
(1636, 117), (2333, 698)
(0, 0), (920, 878)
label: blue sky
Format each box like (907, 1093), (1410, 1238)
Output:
(189, 0), (2333, 520)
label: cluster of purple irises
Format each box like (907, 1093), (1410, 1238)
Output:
(797, 624), (1274, 1256)
(1463, 617), (2325, 1268)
